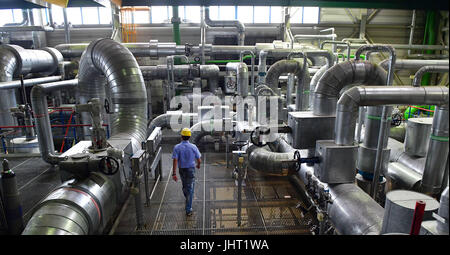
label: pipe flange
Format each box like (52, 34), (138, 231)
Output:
(0, 44), (33, 76)
(41, 47), (64, 75)
(149, 39), (158, 59)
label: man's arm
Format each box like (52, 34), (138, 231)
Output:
(196, 158), (201, 169)
(172, 158), (178, 182)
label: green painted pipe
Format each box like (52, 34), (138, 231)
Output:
(337, 54), (366, 60)
(404, 105), (435, 120)
(172, 6), (181, 45)
(422, 11), (438, 86)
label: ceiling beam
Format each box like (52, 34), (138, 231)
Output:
(120, 0), (448, 10)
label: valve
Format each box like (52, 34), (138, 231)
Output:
(250, 126), (271, 147)
(391, 112), (402, 127)
(98, 156), (119, 176)
(293, 150), (320, 171)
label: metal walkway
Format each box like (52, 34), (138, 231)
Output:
(112, 144), (313, 235)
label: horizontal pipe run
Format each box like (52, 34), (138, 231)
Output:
(335, 86), (448, 146)
(0, 76), (63, 90)
(412, 66), (449, 87)
(379, 59), (449, 70)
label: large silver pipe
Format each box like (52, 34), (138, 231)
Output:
(379, 59), (449, 70)
(309, 65), (327, 110)
(0, 45), (63, 126)
(204, 6), (245, 45)
(236, 62), (249, 96)
(78, 38), (148, 152)
(31, 79), (78, 164)
(335, 86), (449, 146)
(313, 60), (387, 116)
(265, 59), (310, 110)
(0, 26), (54, 32)
(190, 118), (232, 145)
(23, 172), (117, 235)
(140, 64), (219, 92)
(295, 164), (384, 235)
(147, 112), (197, 136)
(412, 66), (449, 87)
(258, 50), (268, 84)
(421, 106), (449, 194)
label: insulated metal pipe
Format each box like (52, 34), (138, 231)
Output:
(247, 145), (296, 176)
(240, 50), (255, 95)
(0, 45), (63, 126)
(421, 106), (449, 194)
(265, 58), (310, 110)
(295, 164), (384, 235)
(320, 41), (351, 62)
(313, 60), (387, 116)
(337, 43), (448, 51)
(379, 59), (449, 70)
(412, 66), (449, 87)
(31, 79), (78, 164)
(204, 6), (245, 45)
(335, 86), (449, 146)
(258, 50), (268, 84)
(77, 38), (148, 152)
(294, 34), (338, 41)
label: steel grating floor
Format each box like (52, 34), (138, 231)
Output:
(112, 143), (314, 235)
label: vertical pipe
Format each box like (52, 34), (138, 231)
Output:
(172, 6), (181, 46)
(408, 10), (416, 55)
(62, 8), (70, 44)
(200, 7), (206, 65)
(409, 200), (426, 235)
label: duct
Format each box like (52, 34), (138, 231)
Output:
(265, 59), (310, 110)
(54, 42), (186, 58)
(412, 66), (449, 86)
(147, 112), (198, 136)
(388, 137), (426, 174)
(204, 6), (245, 45)
(77, 38), (148, 152)
(0, 45), (63, 126)
(379, 59), (449, 70)
(421, 105), (449, 194)
(335, 86), (448, 146)
(140, 64), (219, 92)
(312, 60), (387, 116)
(22, 172), (117, 235)
(295, 164), (384, 235)
(309, 65), (328, 110)
(31, 79), (78, 164)
(387, 162), (422, 190)
(190, 118), (233, 145)
(246, 145), (296, 176)
(437, 186), (449, 234)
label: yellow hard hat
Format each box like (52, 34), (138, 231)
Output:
(181, 128), (191, 137)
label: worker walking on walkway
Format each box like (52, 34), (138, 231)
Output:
(172, 128), (202, 216)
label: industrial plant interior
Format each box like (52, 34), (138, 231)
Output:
(0, 0), (449, 237)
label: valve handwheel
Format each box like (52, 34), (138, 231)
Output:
(294, 150), (301, 172)
(104, 99), (111, 114)
(99, 156), (119, 175)
(250, 126), (270, 147)
(391, 113), (402, 127)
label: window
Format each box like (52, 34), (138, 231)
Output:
(237, 6), (253, 23)
(150, 6), (171, 23)
(180, 6), (200, 23)
(51, 5), (111, 25)
(270, 6), (283, 23)
(0, 9), (24, 26)
(254, 6), (270, 23)
(290, 7), (320, 24)
(133, 9), (150, 24)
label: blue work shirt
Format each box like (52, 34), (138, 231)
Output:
(172, 141), (201, 168)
